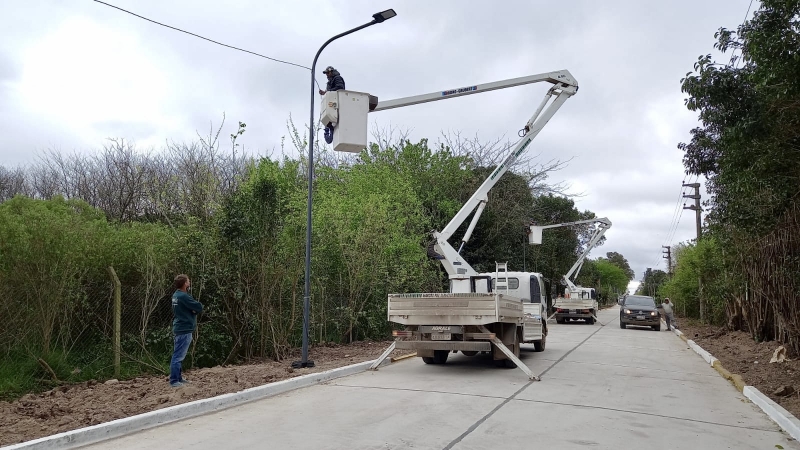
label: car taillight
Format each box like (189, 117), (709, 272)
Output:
(392, 330), (413, 338)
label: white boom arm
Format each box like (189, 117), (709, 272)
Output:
(529, 217), (612, 292)
(371, 71), (579, 292)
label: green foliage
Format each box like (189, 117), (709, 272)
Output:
(601, 252), (635, 280)
(676, 1), (800, 343)
(0, 136), (599, 397)
(659, 238), (733, 326)
(636, 269), (669, 299)
(525, 195), (599, 292)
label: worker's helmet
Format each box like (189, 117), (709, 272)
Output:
(322, 66), (335, 74)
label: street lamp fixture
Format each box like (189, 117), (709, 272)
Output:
(293, 10), (397, 370)
(373, 9), (397, 23)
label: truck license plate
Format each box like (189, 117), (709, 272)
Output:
(569, 309), (577, 314)
(636, 315), (645, 320)
(431, 333), (451, 341)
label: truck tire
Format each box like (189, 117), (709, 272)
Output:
(533, 335), (546, 352)
(461, 351), (479, 357)
(586, 317), (595, 325)
(556, 318), (565, 324)
(432, 350), (449, 364)
(422, 357), (435, 364)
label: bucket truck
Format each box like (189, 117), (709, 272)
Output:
(528, 218), (612, 324)
(365, 70), (579, 380)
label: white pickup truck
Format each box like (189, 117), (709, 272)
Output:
(388, 270), (549, 370)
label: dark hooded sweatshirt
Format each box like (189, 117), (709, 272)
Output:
(326, 70), (345, 91)
(172, 290), (204, 335)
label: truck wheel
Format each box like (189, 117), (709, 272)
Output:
(556, 318), (565, 324)
(461, 351), (479, 357)
(533, 335), (546, 352)
(586, 317), (595, 325)
(432, 350), (449, 364)
(422, 357), (435, 364)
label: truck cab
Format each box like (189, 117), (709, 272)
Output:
(483, 271), (550, 350)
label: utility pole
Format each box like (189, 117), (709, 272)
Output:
(683, 182), (702, 241)
(662, 245), (672, 274)
(683, 182), (703, 321)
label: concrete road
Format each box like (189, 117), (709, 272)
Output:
(82, 306), (798, 450)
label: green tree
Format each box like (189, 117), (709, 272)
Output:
(678, 0), (800, 344)
(601, 252), (635, 280)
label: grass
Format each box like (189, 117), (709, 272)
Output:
(0, 344), (171, 402)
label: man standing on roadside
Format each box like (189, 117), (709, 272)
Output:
(662, 298), (676, 331)
(170, 274), (203, 388)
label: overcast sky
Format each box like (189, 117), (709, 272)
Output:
(0, 0), (754, 292)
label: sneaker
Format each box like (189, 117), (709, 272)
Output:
(170, 382), (185, 388)
(179, 379), (191, 384)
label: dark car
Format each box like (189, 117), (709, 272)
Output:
(620, 295), (661, 331)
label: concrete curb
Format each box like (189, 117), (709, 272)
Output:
(670, 327), (800, 441)
(687, 339), (718, 365)
(744, 386), (800, 441)
(1, 358), (392, 450)
(712, 360), (746, 392)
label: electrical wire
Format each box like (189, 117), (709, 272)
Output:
(733, 0), (755, 68)
(92, 0), (316, 75)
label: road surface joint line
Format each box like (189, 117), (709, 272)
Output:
(441, 315), (610, 450)
(553, 360), (719, 378)
(331, 383), (507, 401)
(512, 397), (776, 432)
(441, 380), (534, 450)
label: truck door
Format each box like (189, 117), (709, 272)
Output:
(529, 275), (542, 304)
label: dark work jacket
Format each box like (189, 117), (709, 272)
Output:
(172, 290), (204, 335)
(326, 74), (345, 91)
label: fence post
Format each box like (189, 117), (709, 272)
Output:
(107, 266), (122, 378)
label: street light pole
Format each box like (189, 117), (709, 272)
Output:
(293, 9), (397, 369)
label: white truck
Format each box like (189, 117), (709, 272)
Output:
(368, 69), (579, 379)
(528, 218), (612, 324)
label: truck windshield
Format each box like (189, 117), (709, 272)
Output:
(625, 297), (655, 307)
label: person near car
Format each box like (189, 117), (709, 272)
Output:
(170, 274), (203, 387)
(662, 298), (676, 331)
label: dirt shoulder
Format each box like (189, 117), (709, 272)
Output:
(679, 321), (800, 418)
(0, 341), (405, 447)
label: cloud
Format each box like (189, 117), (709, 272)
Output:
(0, 0), (750, 279)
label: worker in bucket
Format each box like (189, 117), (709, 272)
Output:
(319, 66), (346, 144)
(318, 66), (345, 95)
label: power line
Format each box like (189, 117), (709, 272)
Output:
(92, 1), (311, 72)
(734, 0), (756, 68)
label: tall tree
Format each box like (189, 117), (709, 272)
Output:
(599, 252), (635, 280)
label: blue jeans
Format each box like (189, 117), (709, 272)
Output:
(170, 332), (193, 385)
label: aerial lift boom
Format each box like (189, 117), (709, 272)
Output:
(371, 71), (579, 293)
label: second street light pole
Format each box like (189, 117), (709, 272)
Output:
(293, 9), (397, 369)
